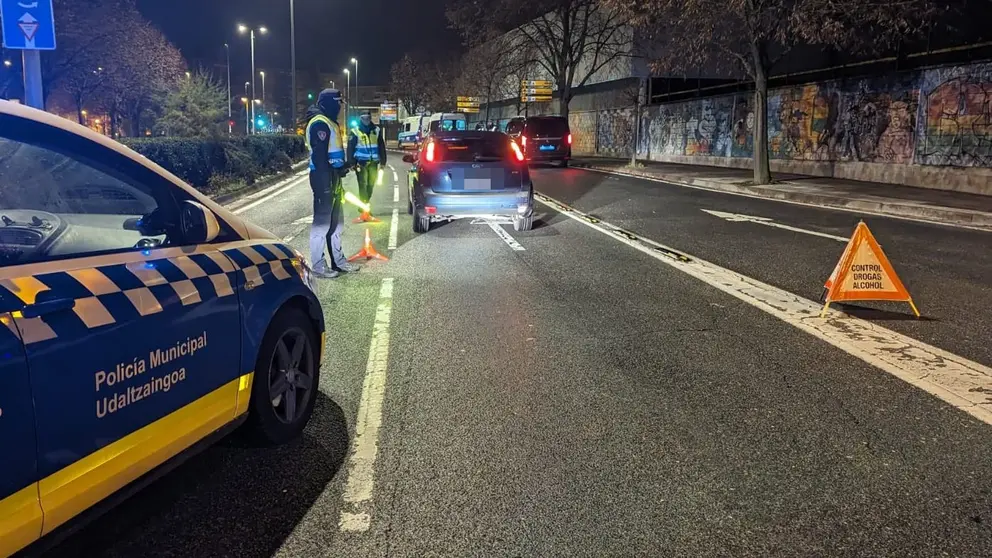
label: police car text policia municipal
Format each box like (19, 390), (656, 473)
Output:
(94, 331), (207, 418)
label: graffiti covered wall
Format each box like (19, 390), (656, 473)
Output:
(569, 61), (992, 179)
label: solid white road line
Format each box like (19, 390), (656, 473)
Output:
(393, 184), (399, 203)
(536, 193), (992, 426)
(701, 209), (849, 242)
(388, 209), (399, 249)
(339, 278), (395, 533)
(488, 221), (525, 251)
(578, 167), (992, 234)
(231, 172), (309, 215)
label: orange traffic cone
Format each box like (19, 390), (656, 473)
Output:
(348, 228), (388, 262)
(352, 210), (382, 224)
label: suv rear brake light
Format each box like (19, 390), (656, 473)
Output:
(567, 133), (572, 145)
(521, 136), (527, 147)
(510, 141), (525, 162)
(425, 140), (436, 162)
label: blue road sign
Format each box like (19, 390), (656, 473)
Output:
(1, 0), (56, 50)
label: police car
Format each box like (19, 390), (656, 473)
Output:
(0, 101), (324, 556)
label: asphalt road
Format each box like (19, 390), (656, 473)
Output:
(43, 160), (992, 557)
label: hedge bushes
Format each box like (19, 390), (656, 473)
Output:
(121, 135), (306, 194)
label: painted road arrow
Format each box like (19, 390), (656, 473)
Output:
(701, 209), (848, 242)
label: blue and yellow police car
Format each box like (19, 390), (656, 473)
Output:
(0, 101), (324, 556)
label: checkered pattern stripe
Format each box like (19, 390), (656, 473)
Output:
(0, 242), (301, 345)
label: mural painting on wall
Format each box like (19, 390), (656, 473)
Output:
(767, 74), (919, 164)
(636, 95), (752, 159)
(568, 111), (597, 155)
(915, 63), (992, 167)
(597, 108), (634, 157)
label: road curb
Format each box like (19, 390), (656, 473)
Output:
(574, 163), (992, 230)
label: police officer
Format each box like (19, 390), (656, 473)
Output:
(347, 109), (387, 221)
(305, 89), (360, 278)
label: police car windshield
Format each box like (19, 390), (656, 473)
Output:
(0, 139), (152, 215)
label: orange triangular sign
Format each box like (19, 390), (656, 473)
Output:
(821, 221), (919, 318)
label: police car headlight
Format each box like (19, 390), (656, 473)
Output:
(291, 249), (318, 292)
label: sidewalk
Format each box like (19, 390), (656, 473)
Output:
(570, 157), (992, 230)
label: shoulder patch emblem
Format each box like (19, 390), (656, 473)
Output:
(317, 130), (328, 141)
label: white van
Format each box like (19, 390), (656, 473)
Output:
(398, 115), (426, 150)
(427, 113), (466, 135)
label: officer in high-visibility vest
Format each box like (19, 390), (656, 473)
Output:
(347, 109), (387, 221)
(305, 89), (359, 278)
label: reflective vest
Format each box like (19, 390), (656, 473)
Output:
(305, 114), (345, 171)
(350, 125), (380, 162)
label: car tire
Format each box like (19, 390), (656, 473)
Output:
(559, 159), (569, 168)
(243, 306), (320, 446)
(513, 214), (533, 232)
(407, 196), (414, 215)
(413, 209), (431, 233)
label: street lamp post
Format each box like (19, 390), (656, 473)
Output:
(290, 0), (297, 130)
(225, 43), (232, 135)
(260, 71), (266, 106)
(351, 57), (359, 112)
(343, 68), (350, 123)
(242, 97), (250, 135)
(238, 24), (268, 134)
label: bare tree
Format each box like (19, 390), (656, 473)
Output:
(605, 0), (947, 184)
(61, 66), (107, 124)
(390, 54), (430, 115)
(448, 0), (632, 121)
(101, 18), (186, 136)
(458, 35), (529, 122)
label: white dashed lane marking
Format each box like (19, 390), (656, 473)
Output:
(339, 278), (395, 532)
(388, 209), (399, 250)
(487, 221), (525, 251)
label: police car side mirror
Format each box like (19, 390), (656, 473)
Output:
(181, 200), (220, 244)
(402, 154), (415, 164)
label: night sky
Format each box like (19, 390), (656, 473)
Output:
(136, 0), (460, 86)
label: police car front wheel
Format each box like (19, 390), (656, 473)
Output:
(245, 306), (321, 445)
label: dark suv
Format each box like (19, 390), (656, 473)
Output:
(505, 116), (572, 167)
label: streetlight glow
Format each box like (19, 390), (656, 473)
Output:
(343, 68), (349, 74)
(3, 60), (11, 67)
(259, 27), (268, 34)
(351, 57), (357, 64)
(237, 24), (248, 33)
(241, 97), (249, 103)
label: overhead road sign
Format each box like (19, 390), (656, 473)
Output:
(1, 0), (56, 49)
(821, 221), (919, 318)
(456, 95), (480, 113)
(521, 95), (552, 103)
(521, 87), (553, 96)
(521, 80), (552, 88)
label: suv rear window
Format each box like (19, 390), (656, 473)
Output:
(434, 135), (511, 162)
(527, 117), (569, 136)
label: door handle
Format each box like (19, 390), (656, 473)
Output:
(20, 297), (76, 319)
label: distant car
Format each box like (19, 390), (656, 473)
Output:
(504, 116), (572, 167)
(403, 131), (534, 232)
